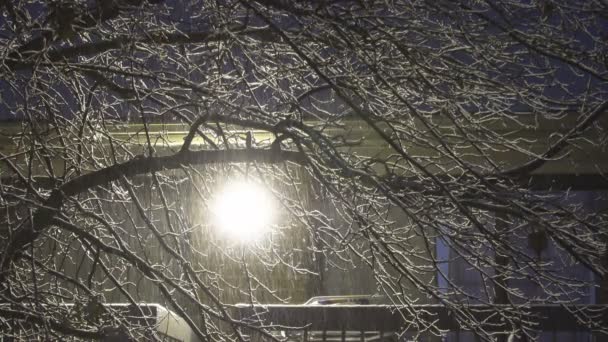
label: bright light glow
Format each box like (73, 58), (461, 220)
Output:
(211, 181), (276, 242)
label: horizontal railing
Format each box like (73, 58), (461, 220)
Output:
(233, 304), (608, 333)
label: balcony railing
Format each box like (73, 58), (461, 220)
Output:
(234, 304), (608, 341)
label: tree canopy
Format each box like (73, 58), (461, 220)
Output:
(0, 0), (607, 340)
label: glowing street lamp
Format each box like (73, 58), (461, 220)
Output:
(210, 180), (276, 242)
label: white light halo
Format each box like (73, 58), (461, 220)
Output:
(211, 180), (276, 242)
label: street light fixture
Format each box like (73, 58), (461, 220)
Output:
(211, 180), (276, 243)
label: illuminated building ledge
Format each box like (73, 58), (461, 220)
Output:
(233, 304), (608, 332)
